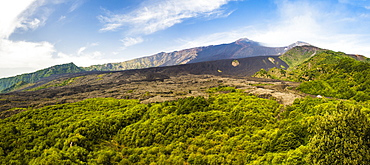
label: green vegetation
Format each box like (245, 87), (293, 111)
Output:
(1, 89), (370, 164)
(297, 56), (370, 101)
(83, 57), (159, 71)
(2, 45), (370, 164)
(0, 63), (84, 93)
(279, 45), (324, 68)
(206, 86), (238, 93)
(26, 77), (81, 91)
(255, 49), (370, 101)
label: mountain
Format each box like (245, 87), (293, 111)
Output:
(0, 55), (290, 112)
(0, 38), (308, 93)
(83, 38), (310, 71)
(0, 63), (84, 93)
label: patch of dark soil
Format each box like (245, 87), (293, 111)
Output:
(0, 109), (26, 119)
(0, 56), (295, 118)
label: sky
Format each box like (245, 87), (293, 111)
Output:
(1, 0), (370, 78)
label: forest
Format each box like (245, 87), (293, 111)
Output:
(255, 50), (370, 101)
(1, 86), (370, 164)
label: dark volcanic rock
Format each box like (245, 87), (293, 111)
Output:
(0, 56), (291, 116)
(84, 38), (306, 71)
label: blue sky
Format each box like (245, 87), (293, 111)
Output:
(1, 0), (370, 78)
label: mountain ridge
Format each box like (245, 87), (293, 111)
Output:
(83, 38), (310, 71)
(0, 63), (84, 93)
(0, 38), (309, 93)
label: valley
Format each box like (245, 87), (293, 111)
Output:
(0, 56), (299, 118)
(1, 44), (370, 164)
(2, 0), (370, 163)
(0, 73), (302, 119)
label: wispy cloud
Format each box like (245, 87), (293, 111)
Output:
(76, 42), (99, 55)
(175, 0), (370, 56)
(0, 0), (38, 39)
(250, 0), (370, 56)
(171, 27), (252, 51)
(58, 15), (67, 21)
(69, 0), (85, 12)
(98, 0), (238, 48)
(77, 47), (86, 55)
(0, 1), (109, 78)
(121, 37), (144, 48)
(99, 0), (237, 34)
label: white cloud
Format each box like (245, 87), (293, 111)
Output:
(77, 47), (86, 55)
(98, 0), (238, 49)
(246, 0), (326, 46)
(0, 0), (109, 78)
(0, 0), (38, 39)
(90, 42), (99, 47)
(98, 0), (237, 35)
(0, 0), (77, 39)
(121, 37), (144, 47)
(99, 23), (121, 32)
(69, 0), (85, 12)
(171, 28), (251, 51)
(56, 51), (128, 67)
(174, 0), (370, 57)
(250, 0), (370, 56)
(58, 15), (67, 21)
(0, 38), (121, 78)
(19, 18), (44, 31)
(76, 42), (99, 55)
(0, 39), (56, 68)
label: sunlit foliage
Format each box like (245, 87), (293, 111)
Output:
(1, 90), (370, 164)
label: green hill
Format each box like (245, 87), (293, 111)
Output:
(279, 45), (325, 68)
(254, 47), (370, 101)
(0, 63), (84, 93)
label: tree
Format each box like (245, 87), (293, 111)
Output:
(308, 102), (370, 164)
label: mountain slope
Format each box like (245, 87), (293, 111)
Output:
(0, 63), (84, 93)
(0, 56), (290, 113)
(83, 38), (309, 71)
(0, 38), (307, 93)
(254, 46), (370, 101)
(278, 45), (325, 68)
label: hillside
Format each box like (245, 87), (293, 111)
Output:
(83, 39), (309, 71)
(0, 63), (84, 93)
(0, 39), (308, 94)
(254, 47), (370, 101)
(278, 45), (325, 68)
